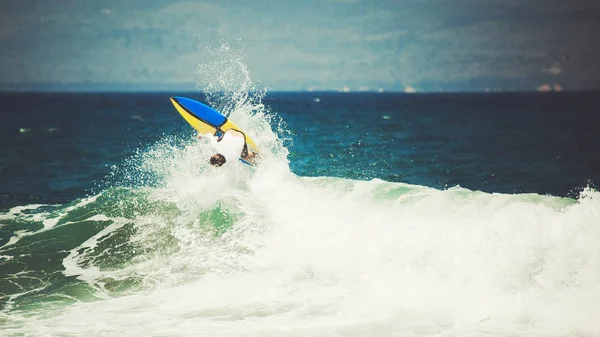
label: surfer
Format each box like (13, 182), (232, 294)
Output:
(208, 129), (257, 167)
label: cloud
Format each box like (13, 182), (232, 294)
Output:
(352, 30), (408, 42)
(100, 9), (112, 15)
(324, 0), (361, 3)
(543, 63), (562, 75)
(157, 2), (225, 19)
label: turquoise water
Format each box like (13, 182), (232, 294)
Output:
(1, 88), (600, 336)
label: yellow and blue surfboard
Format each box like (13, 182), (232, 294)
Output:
(169, 97), (259, 156)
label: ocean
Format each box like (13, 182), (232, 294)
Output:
(1, 90), (600, 336)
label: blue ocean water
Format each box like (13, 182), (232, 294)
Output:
(1, 92), (598, 209)
(1, 90), (600, 336)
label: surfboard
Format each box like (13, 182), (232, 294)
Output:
(169, 97), (259, 156)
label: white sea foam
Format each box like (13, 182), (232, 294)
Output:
(0, 195), (101, 248)
(5, 175), (600, 337)
(62, 215), (130, 286)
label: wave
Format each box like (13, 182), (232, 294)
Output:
(2, 170), (599, 335)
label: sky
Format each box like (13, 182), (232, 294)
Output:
(1, 0), (599, 92)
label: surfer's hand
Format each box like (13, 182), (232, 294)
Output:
(242, 151), (258, 164)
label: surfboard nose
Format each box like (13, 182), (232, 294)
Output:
(169, 97), (185, 110)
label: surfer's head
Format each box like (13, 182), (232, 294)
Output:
(210, 153), (226, 167)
